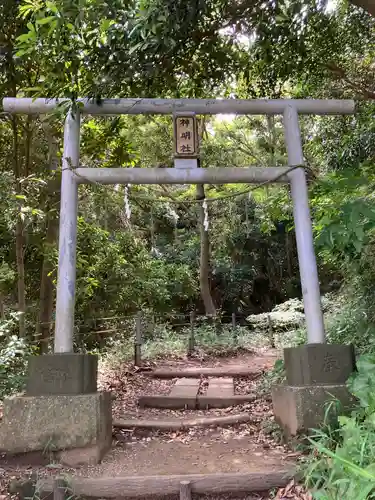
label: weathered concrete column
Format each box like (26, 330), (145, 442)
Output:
(283, 105), (325, 344)
(54, 110), (80, 353)
(272, 106), (357, 438)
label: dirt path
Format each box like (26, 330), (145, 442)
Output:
(91, 404), (294, 483)
(0, 349), (310, 499)
(82, 349), (296, 487)
(82, 429), (294, 478)
(150, 349), (280, 371)
(104, 349), (279, 418)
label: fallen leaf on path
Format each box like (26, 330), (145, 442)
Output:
(275, 480), (313, 499)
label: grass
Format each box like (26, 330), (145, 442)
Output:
(299, 352), (375, 499)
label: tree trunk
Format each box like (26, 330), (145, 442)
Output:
(37, 215), (59, 352)
(12, 117), (26, 338)
(24, 116), (32, 177)
(0, 292), (5, 320)
(196, 184), (216, 316)
(286, 230), (292, 279)
(36, 124), (60, 352)
(15, 218), (26, 337)
(267, 115), (276, 166)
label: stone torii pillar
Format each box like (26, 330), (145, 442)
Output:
(272, 106), (356, 436)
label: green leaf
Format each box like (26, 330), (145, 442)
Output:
(357, 355), (375, 374)
(31, 209), (44, 217)
(100, 19), (114, 31)
(46, 1), (58, 13)
(17, 33), (33, 42)
(353, 239), (363, 254)
(19, 5), (34, 19)
(129, 42), (144, 55)
(313, 442), (375, 480)
(36, 16), (56, 25)
(28, 177), (47, 185)
(15, 47), (34, 57)
(48, 20), (58, 35)
(23, 87), (42, 92)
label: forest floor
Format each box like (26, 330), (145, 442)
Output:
(0, 348), (311, 499)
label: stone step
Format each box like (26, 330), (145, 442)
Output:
(150, 367), (262, 378)
(139, 378), (200, 409)
(139, 377), (256, 409)
(206, 377), (234, 398)
(139, 393), (256, 409)
(197, 394), (256, 409)
(169, 378), (200, 409)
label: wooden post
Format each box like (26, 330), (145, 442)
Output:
(214, 314), (222, 335)
(53, 477), (66, 500)
(232, 312), (238, 344)
(179, 480), (192, 500)
(267, 314), (275, 348)
(188, 312), (195, 356)
(152, 314), (156, 335)
(134, 311), (142, 366)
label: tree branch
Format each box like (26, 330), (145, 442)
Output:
(350, 0), (375, 17)
(326, 63), (375, 99)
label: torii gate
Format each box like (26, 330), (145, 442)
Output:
(1, 97), (357, 446)
(3, 97), (355, 351)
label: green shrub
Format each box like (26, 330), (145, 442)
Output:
(0, 313), (34, 399)
(325, 288), (375, 354)
(304, 354), (375, 499)
(258, 358), (286, 396)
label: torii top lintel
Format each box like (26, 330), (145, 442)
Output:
(2, 98), (355, 116)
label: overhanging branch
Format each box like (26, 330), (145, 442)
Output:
(350, 0), (375, 17)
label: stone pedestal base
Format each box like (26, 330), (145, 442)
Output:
(272, 343), (357, 439)
(272, 384), (356, 437)
(0, 392), (112, 466)
(284, 344), (355, 386)
(26, 353), (98, 396)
